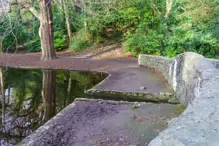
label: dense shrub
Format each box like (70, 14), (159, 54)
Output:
(0, 16), (28, 52)
(69, 29), (93, 52)
(123, 0), (219, 58)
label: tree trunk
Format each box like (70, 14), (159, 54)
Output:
(39, 0), (57, 61)
(165, 0), (173, 18)
(42, 70), (56, 121)
(0, 36), (2, 53)
(81, 0), (87, 30)
(62, 0), (73, 44)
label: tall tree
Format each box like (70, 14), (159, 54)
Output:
(62, 0), (73, 44)
(38, 0), (57, 60)
(6, 0), (57, 60)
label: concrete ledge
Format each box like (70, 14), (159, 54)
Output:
(18, 102), (76, 146)
(139, 52), (219, 146)
(87, 89), (179, 104)
(86, 65), (177, 104)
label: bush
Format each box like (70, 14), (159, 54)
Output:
(54, 31), (67, 51)
(27, 38), (41, 52)
(70, 38), (90, 52)
(124, 27), (164, 56)
(70, 29), (93, 52)
(0, 17), (29, 52)
(123, 0), (219, 58)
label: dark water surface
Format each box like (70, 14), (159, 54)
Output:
(0, 68), (107, 145)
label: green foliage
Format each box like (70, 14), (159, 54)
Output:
(123, 0), (219, 58)
(1, 5), (68, 53)
(70, 38), (90, 52)
(94, 35), (104, 44)
(0, 16), (28, 52)
(124, 25), (164, 56)
(122, 0), (165, 56)
(26, 20), (41, 52)
(53, 7), (68, 51)
(164, 27), (219, 58)
(70, 29), (93, 52)
(54, 31), (67, 51)
(1, 0), (218, 57)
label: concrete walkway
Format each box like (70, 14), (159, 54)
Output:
(87, 65), (176, 103)
(0, 53), (174, 103)
(0, 53), (179, 145)
(94, 66), (170, 94)
(20, 99), (180, 146)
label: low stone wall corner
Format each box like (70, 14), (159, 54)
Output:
(138, 52), (219, 106)
(139, 52), (219, 146)
(138, 54), (174, 82)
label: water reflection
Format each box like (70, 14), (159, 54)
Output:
(0, 68), (107, 145)
(42, 70), (56, 121)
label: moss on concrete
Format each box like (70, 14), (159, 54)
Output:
(173, 104), (186, 116)
(86, 89), (180, 104)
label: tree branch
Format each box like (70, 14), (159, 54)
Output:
(6, 1), (41, 20)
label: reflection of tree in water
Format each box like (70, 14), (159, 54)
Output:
(0, 68), (43, 145)
(55, 71), (107, 111)
(0, 68), (5, 130)
(42, 70), (56, 121)
(0, 68), (106, 145)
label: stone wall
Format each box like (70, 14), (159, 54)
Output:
(139, 52), (219, 106)
(139, 52), (219, 146)
(138, 55), (174, 82)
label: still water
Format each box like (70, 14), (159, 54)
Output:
(0, 68), (107, 145)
